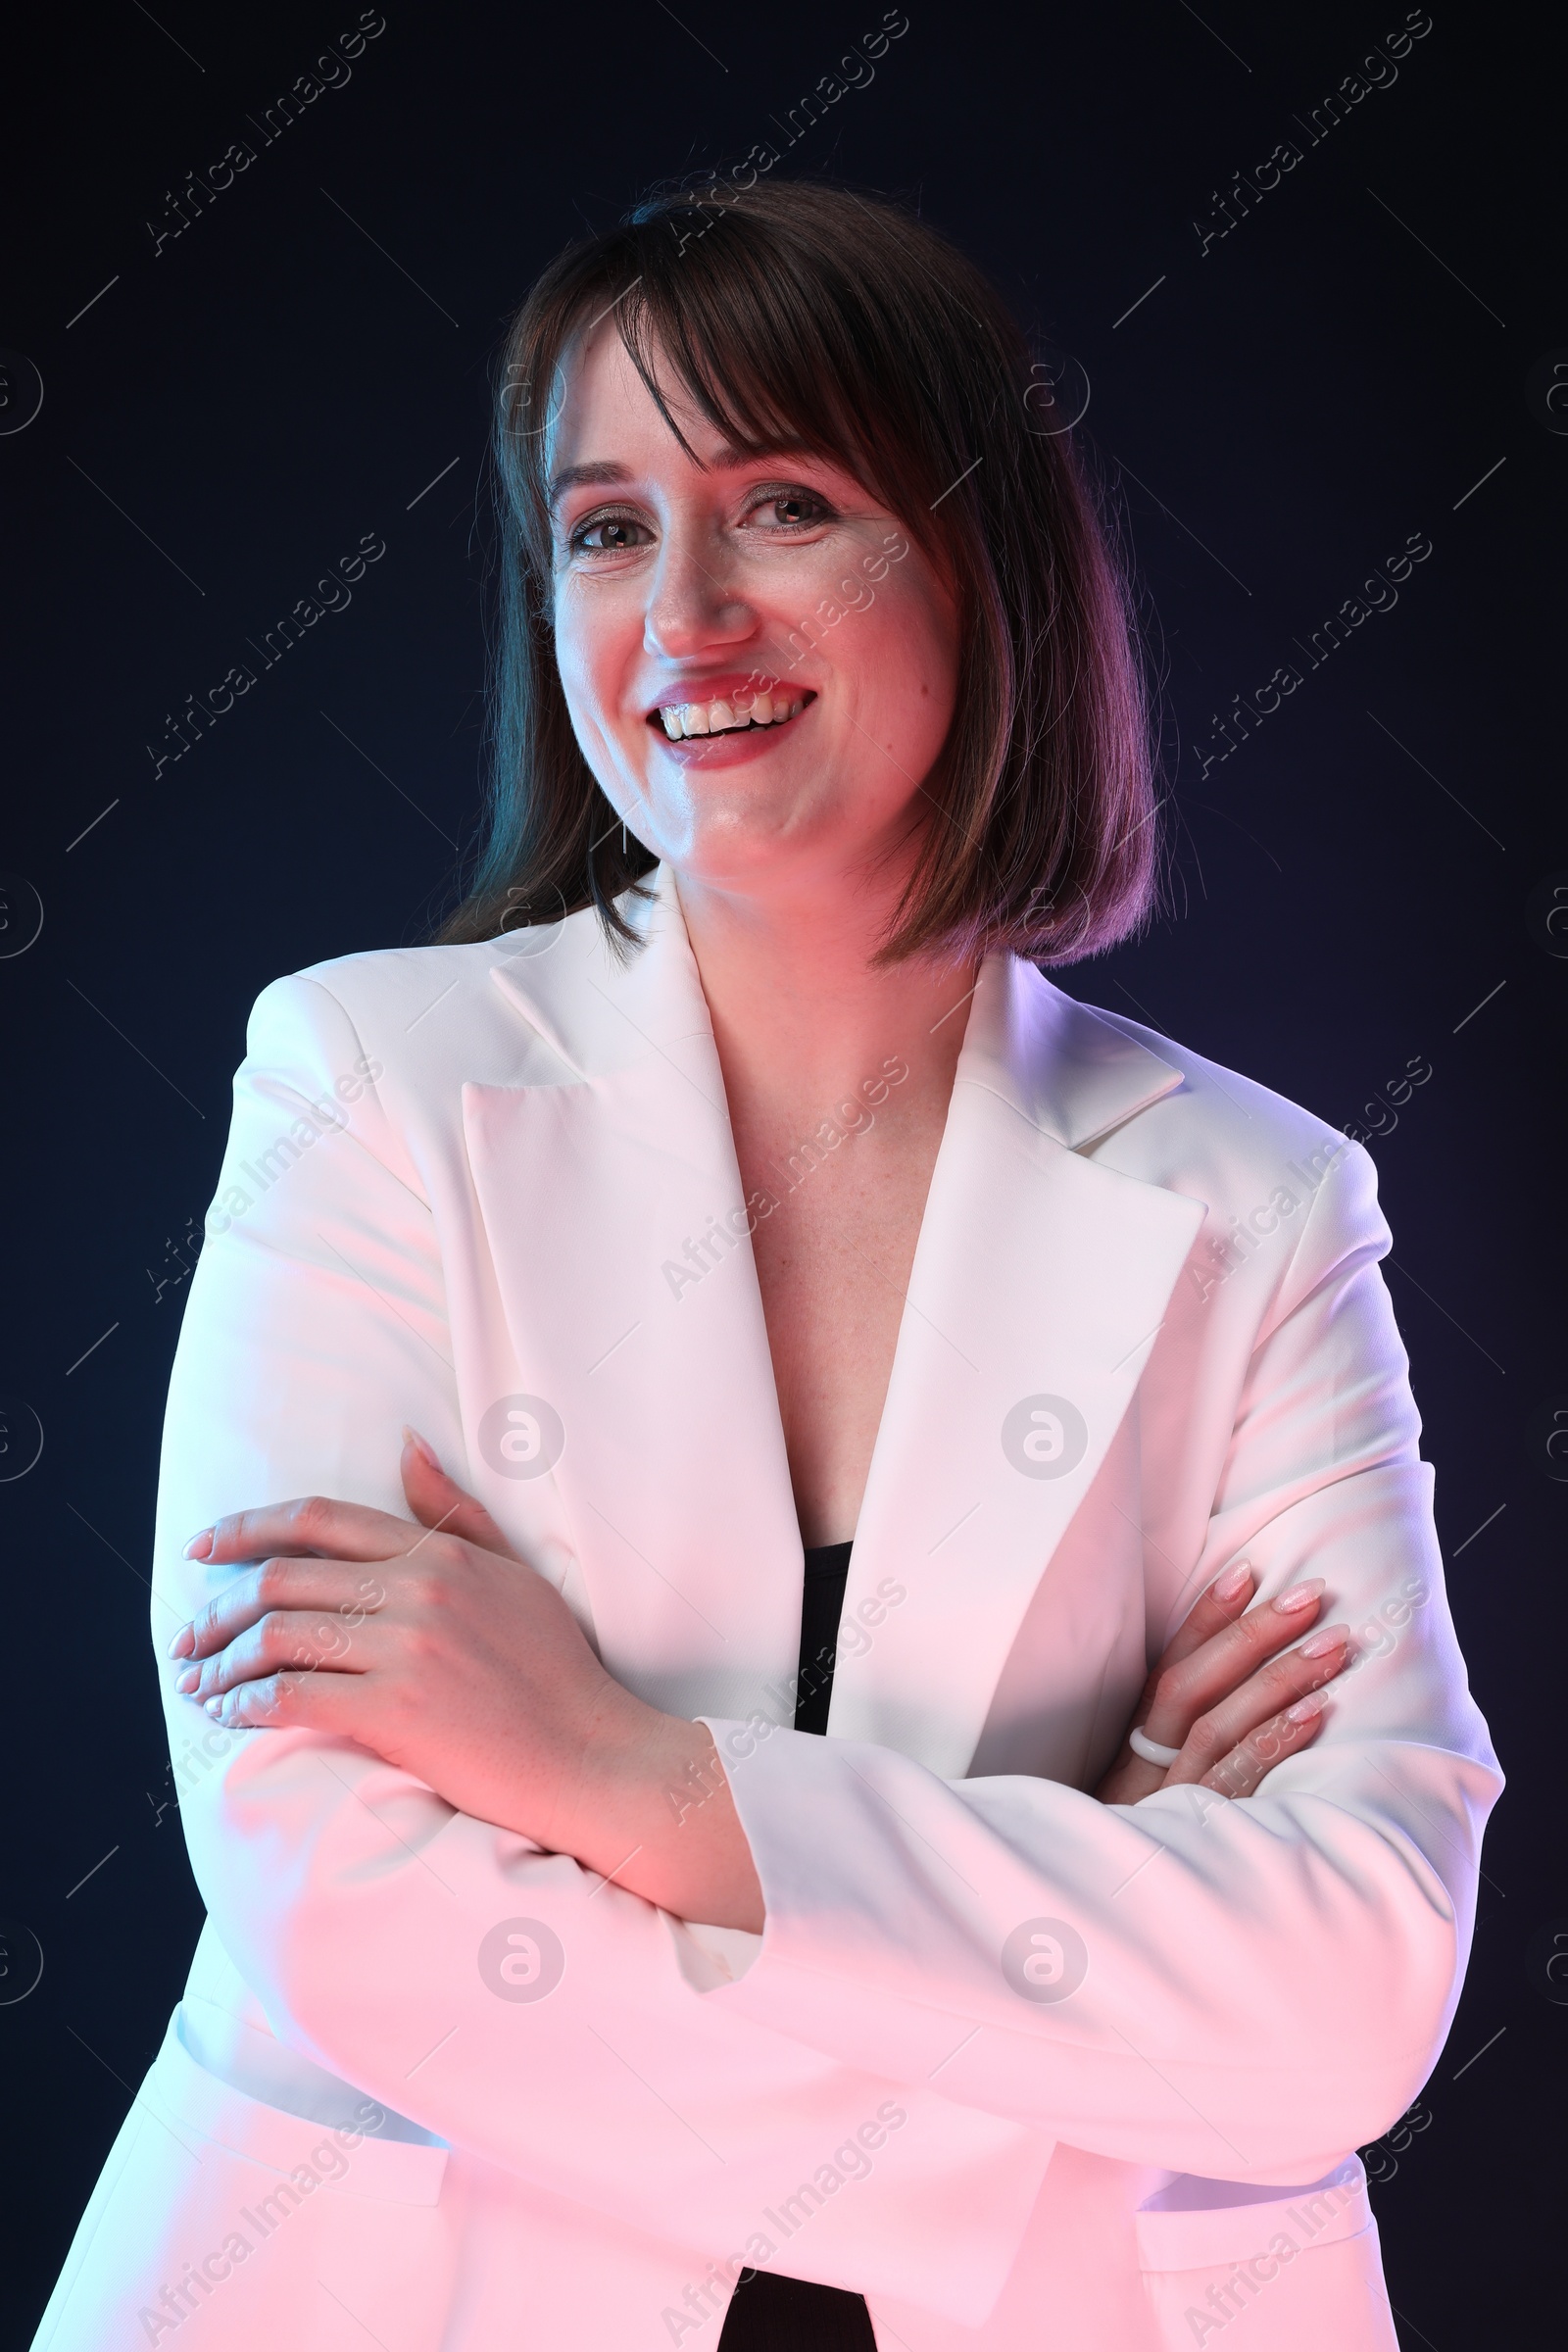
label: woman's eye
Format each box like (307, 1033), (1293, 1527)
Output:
(569, 514), (654, 555)
(747, 488), (834, 530)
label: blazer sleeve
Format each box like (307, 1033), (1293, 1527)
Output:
(697, 1139), (1504, 2184)
(154, 972), (1053, 2313)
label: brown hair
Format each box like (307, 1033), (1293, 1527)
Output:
(433, 176), (1158, 966)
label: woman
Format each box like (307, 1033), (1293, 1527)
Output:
(35, 181), (1498, 2352)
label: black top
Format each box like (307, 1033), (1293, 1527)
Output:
(715, 1539), (878, 2350)
(793, 1539), (854, 1735)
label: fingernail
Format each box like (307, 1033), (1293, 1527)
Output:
(174, 1666), (201, 1694)
(401, 1424), (441, 1471)
(1273, 1578), (1325, 1613)
(1299, 1625), (1348, 1658)
(183, 1529), (214, 1560)
(203, 1694), (224, 1718)
(167, 1624), (194, 1658)
(1287, 1691), (1327, 1724)
(1213, 1561), (1252, 1602)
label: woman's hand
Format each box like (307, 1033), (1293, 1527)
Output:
(166, 1431), (764, 1926)
(1094, 1560), (1351, 1806)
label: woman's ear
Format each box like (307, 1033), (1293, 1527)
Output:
(399, 1426), (525, 1559)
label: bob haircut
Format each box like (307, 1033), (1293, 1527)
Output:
(435, 176), (1158, 967)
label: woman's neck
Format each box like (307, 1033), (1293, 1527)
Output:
(672, 866), (981, 1142)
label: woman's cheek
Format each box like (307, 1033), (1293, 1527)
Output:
(552, 612), (624, 766)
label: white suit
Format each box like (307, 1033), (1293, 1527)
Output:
(33, 867), (1499, 2351)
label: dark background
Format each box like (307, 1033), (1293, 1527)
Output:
(2, 2), (1562, 2344)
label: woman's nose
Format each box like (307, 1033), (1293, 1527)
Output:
(643, 526), (757, 659)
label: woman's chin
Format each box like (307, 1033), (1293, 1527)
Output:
(653, 814), (840, 895)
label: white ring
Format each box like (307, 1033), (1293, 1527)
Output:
(1129, 1725), (1182, 1768)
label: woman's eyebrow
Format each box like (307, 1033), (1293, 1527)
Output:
(547, 460), (630, 511)
(547, 444), (824, 511)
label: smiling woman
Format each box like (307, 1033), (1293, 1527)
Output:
(34, 177), (1497, 2352)
(437, 178), (1155, 963)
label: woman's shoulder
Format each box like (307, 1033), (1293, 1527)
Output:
(1033, 971), (1379, 1243)
(280, 930), (519, 1020)
(241, 906), (608, 1092)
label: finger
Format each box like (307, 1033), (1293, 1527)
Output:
(174, 1558), (389, 1662)
(1193, 1689), (1331, 1798)
(1155, 1560), (1256, 1671)
(174, 1606), (386, 1703)
(196, 1667), (377, 1737)
(1106, 1563), (1258, 1758)
(1162, 1628), (1350, 1784)
(400, 1427), (524, 1561)
(1142, 1578), (1327, 1747)
(182, 1494), (428, 1573)
(1093, 1749), (1170, 1806)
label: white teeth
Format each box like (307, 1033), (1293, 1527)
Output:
(657, 691), (807, 739)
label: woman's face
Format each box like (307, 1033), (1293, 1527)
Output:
(546, 320), (960, 904)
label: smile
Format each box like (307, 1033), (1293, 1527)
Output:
(650, 689), (814, 741)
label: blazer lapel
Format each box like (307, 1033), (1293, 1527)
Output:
(825, 957), (1205, 1775)
(461, 874), (806, 1729)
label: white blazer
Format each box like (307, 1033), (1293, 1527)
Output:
(35, 867), (1500, 2352)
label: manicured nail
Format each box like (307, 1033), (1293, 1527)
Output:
(174, 1666), (201, 1695)
(167, 1624), (194, 1658)
(1273, 1578), (1325, 1614)
(401, 1424), (441, 1471)
(183, 1529), (214, 1560)
(1213, 1560), (1252, 1602)
(1299, 1625), (1348, 1658)
(203, 1694), (225, 1718)
(1287, 1691), (1327, 1724)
